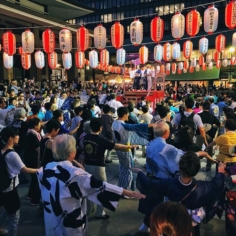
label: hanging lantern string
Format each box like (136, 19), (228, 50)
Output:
(0, 0), (226, 30)
(28, 27), (235, 50)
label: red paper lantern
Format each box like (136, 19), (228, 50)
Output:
(139, 46), (148, 64)
(111, 22), (124, 49)
(184, 60), (189, 69)
(172, 63), (177, 74)
(225, 0), (236, 29)
(48, 51), (57, 69)
(202, 63), (207, 71)
(160, 65), (165, 74)
(18, 47), (23, 55)
(214, 51), (220, 62)
(215, 34), (226, 52)
(186, 9), (200, 37)
(163, 43), (172, 61)
(216, 60), (221, 69)
(189, 66), (194, 73)
(199, 55), (205, 66)
(2, 31), (16, 55)
(42, 29), (55, 54)
(183, 40), (193, 59)
(150, 16), (164, 43)
(21, 52), (31, 70)
(77, 26), (89, 52)
(100, 49), (109, 67)
(177, 68), (182, 74)
(75, 51), (85, 69)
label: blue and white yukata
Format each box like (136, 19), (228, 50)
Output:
(112, 120), (149, 190)
(60, 97), (75, 130)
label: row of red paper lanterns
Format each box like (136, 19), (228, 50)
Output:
(1, 1), (236, 56)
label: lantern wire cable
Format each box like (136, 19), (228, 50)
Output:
(28, 27), (235, 50)
(0, 0), (226, 30)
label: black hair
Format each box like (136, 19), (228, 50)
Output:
(142, 105), (149, 113)
(103, 104), (111, 114)
(117, 107), (129, 118)
(179, 151), (201, 177)
(74, 106), (83, 115)
(202, 101), (210, 110)
(185, 97), (194, 109)
(0, 127), (19, 144)
(31, 104), (40, 114)
(141, 96), (145, 101)
(81, 109), (92, 122)
(53, 109), (63, 119)
(90, 117), (102, 132)
(157, 106), (168, 119)
(225, 119), (236, 131)
(44, 102), (52, 110)
(45, 119), (61, 133)
(110, 93), (115, 100)
(223, 106), (233, 115)
(128, 105), (134, 113)
(226, 112), (236, 120)
(195, 102), (200, 108)
(8, 97), (16, 105)
(208, 97), (214, 103)
(27, 117), (41, 129)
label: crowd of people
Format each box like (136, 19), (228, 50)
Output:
(0, 77), (236, 236)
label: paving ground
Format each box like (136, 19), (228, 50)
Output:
(16, 150), (226, 236)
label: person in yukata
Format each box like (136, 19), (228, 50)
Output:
(37, 134), (145, 236)
(112, 107), (152, 193)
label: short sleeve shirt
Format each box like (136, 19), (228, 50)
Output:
(84, 134), (115, 167)
(2, 150), (25, 192)
(172, 111), (204, 130)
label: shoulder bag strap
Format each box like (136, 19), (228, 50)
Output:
(179, 183), (197, 204)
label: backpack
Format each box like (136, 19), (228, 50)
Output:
(0, 149), (14, 192)
(179, 112), (195, 132)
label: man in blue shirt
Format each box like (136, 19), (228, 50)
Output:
(217, 97), (227, 116)
(208, 97), (219, 118)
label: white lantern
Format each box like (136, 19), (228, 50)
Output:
(191, 58), (197, 67)
(154, 44), (163, 62)
(206, 54), (212, 64)
(204, 5), (218, 34)
(172, 42), (181, 60)
(196, 64), (200, 72)
(171, 12), (185, 40)
(3, 52), (13, 69)
(222, 59), (228, 67)
(62, 52), (72, 70)
(94, 24), (107, 50)
(59, 28), (72, 53)
(156, 65), (161, 73)
(183, 68), (188, 73)
(130, 19), (143, 46)
(199, 37), (209, 55)
(183, 40), (193, 59)
(178, 62), (183, 70)
(208, 62), (213, 69)
(166, 63), (171, 71)
(34, 51), (45, 69)
(22, 29), (35, 54)
(89, 50), (98, 68)
(232, 32), (236, 47)
(100, 49), (109, 67)
(116, 48), (126, 66)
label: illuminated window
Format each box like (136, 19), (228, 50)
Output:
(108, 14), (112, 22)
(104, 14), (108, 23)
(127, 25), (130, 33)
(164, 5), (169, 15)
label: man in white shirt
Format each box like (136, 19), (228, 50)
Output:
(106, 94), (123, 117)
(146, 64), (153, 91)
(0, 127), (38, 236)
(58, 91), (67, 109)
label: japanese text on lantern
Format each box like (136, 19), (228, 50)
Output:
(60, 31), (65, 50)
(49, 32), (54, 52)
(157, 19), (162, 39)
(130, 22), (136, 43)
(24, 34), (29, 52)
(4, 34), (9, 52)
(209, 9), (215, 31)
(233, 4), (236, 26)
(98, 27), (103, 48)
(188, 12), (193, 35)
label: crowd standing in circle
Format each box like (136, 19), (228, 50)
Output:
(0, 77), (236, 236)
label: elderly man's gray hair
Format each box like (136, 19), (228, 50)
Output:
(14, 108), (26, 119)
(153, 120), (169, 137)
(83, 121), (91, 134)
(52, 134), (76, 161)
